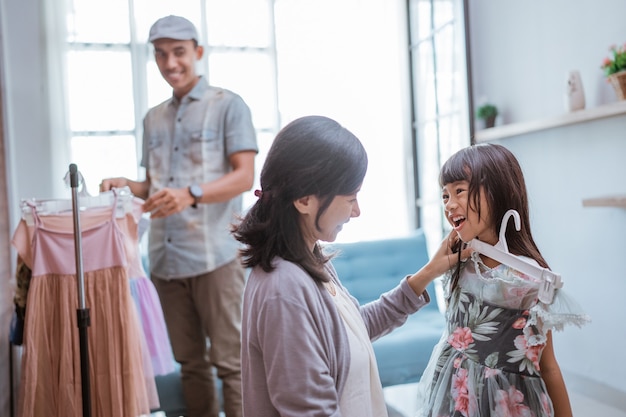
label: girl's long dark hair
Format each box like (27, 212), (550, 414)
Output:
(439, 143), (548, 295)
(232, 115), (368, 283)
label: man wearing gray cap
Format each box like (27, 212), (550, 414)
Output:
(101, 14), (257, 417)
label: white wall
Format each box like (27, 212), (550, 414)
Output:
(500, 117), (626, 394)
(470, 1), (626, 124)
(2, 0), (68, 207)
(469, 0), (626, 399)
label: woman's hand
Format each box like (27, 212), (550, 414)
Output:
(407, 230), (473, 295)
(430, 230), (472, 277)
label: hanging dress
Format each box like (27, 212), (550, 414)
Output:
(122, 199), (175, 376)
(12, 199), (156, 417)
(415, 252), (590, 417)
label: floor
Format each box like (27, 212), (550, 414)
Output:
(149, 380), (626, 417)
(383, 382), (626, 417)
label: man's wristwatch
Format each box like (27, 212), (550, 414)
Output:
(188, 184), (203, 209)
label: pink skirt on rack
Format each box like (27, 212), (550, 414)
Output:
(18, 267), (159, 417)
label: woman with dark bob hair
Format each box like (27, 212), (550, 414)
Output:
(232, 115), (468, 416)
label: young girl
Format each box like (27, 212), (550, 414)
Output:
(416, 143), (589, 417)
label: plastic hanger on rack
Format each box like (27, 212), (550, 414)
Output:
(468, 209), (563, 304)
(21, 167), (136, 225)
(21, 186), (134, 226)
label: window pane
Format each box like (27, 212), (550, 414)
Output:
(71, 135), (139, 194)
(433, 0), (454, 29)
(416, 121), (440, 204)
(133, 0), (202, 44)
(67, 0), (130, 43)
(67, 50), (135, 132)
(409, 0), (433, 43)
(206, 0), (272, 47)
(438, 113), (465, 164)
(209, 52), (276, 130)
(273, 0), (412, 242)
(413, 41), (437, 122)
(434, 23), (455, 116)
(416, 120), (443, 241)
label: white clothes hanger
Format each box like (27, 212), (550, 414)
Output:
(468, 209), (562, 304)
(21, 186), (134, 226)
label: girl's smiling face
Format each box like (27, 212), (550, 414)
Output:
(442, 180), (497, 245)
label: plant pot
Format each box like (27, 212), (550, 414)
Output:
(483, 115), (496, 129)
(608, 71), (626, 100)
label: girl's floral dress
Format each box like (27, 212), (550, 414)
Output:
(416, 252), (589, 417)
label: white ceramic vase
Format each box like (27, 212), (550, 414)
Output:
(565, 70), (585, 112)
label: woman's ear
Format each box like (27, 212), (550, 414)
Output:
(293, 195), (317, 215)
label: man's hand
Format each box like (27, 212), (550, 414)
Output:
(99, 177), (129, 192)
(143, 187), (195, 218)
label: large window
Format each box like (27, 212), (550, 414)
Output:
(61, 0), (466, 244)
(407, 0), (471, 250)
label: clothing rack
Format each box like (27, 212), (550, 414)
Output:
(69, 163), (92, 417)
(11, 168), (157, 416)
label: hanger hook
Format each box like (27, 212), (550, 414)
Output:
(498, 209), (521, 253)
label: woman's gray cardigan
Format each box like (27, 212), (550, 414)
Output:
(241, 257), (430, 417)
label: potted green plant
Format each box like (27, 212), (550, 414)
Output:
(476, 103), (498, 129)
(601, 42), (626, 100)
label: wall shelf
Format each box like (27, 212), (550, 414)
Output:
(475, 100), (626, 143)
(582, 195), (626, 208)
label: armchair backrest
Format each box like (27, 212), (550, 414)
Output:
(328, 230), (437, 310)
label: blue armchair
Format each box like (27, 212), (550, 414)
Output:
(328, 229), (445, 387)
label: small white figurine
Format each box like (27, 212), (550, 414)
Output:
(565, 70), (585, 112)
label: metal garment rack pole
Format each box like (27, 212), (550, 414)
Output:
(69, 163), (92, 417)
